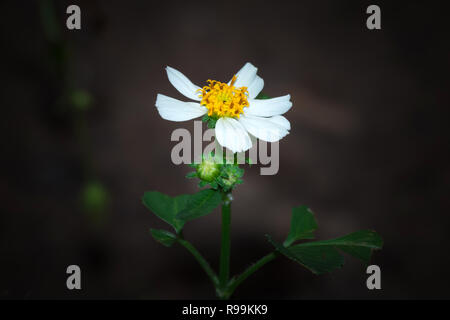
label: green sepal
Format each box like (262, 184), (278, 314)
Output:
(198, 181), (209, 188)
(185, 172), (197, 179)
(255, 92), (271, 99)
(210, 181), (219, 189)
(207, 118), (218, 129)
(201, 114), (218, 129)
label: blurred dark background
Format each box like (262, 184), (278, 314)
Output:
(1, 0), (449, 299)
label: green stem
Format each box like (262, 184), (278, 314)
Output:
(225, 252), (277, 299)
(177, 238), (219, 288)
(219, 194), (231, 296)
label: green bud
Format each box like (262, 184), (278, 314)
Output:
(197, 155), (221, 182)
(218, 164), (244, 192)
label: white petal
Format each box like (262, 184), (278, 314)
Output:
(267, 115), (291, 131)
(215, 117), (252, 153)
(230, 62), (258, 88)
(247, 76), (264, 99)
(228, 117), (252, 152)
(155, 94), (206, 122)
(245, 95), (292, 117)
(166, 66), (202, 101)
(238, 114), (289, 143)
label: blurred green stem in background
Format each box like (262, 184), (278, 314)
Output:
(39, 0), (110, 226)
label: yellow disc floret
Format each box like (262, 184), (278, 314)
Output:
(198, 76), (249, 118)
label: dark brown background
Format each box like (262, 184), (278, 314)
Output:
(1, 0), (449, 299)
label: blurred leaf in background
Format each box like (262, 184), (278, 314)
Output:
(80, 180), (110, 227)
(70, 89), (93, 112)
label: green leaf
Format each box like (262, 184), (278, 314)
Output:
(177, 189), (222, 222)
(142, 191), (189, 233)
(301, 230), (383, 263)
(150, 229), (177, 247)
(268, 235), (342, 275)
(283, 206), (318, 247)
(268, 230), (383, 275)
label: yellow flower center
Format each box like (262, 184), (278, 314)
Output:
(198, 75), (249, 118)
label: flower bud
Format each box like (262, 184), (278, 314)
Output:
(218, 165), (244, 192)
(197, 155), (221, 182)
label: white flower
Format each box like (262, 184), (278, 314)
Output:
(155, 63), (292, 153)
